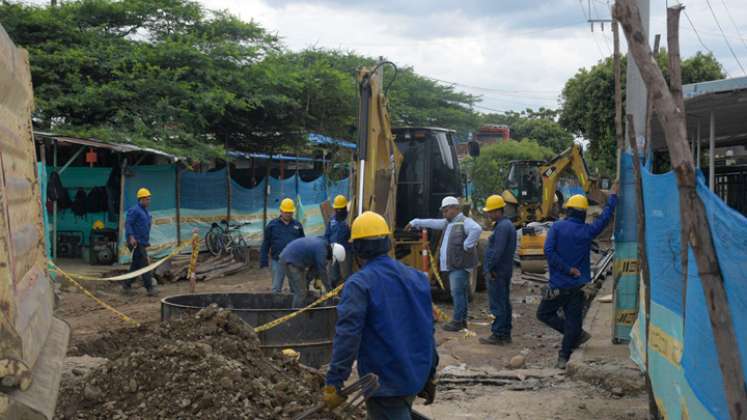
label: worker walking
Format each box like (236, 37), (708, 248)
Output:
(279, 237), (346, 308)
(323, 211), (438, 419)
(260, 198), (305, 293)
(406, 196), (481, 331)
(324, 195), (352, 287)
(537, 185), (618, 369)
(479, 195), (516, 346)
(122, 188), (158, 296)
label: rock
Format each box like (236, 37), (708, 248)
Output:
(128, 378), (138, 393)
(179, 399), (191, 408)
(611, 387), (624, 397)
(72, 367), (87, 376)
(578, 403), (587, 410)
(83, 384), (103, 402)
(509, 355), (526, 369)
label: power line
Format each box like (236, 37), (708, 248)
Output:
(703, 0), (746, 75)
(576, 0), (607, 59)
(424, 76), (559, 95)
(683, 9), (716, 56)
(718, 0), (747, 57)
(591, 0), (613, 55)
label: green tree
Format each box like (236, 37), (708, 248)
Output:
(559, 51), (725, 174)
(478, 109), (573, 153)
(468, 139), (555, 206)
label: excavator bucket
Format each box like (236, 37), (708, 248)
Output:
(0, 25), (70, 420)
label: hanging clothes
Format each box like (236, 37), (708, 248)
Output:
(47, 171), (72, 209)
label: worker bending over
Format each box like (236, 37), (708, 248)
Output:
(323, 211), (437, 419)
(260, 198), (305, 293)
(479, 195), (516, 346)
(122, 188), (158, 297)
(279, 237), (345, 308)
(324, 195), (352, 287)
(406, 196), (481, 332)
(537, 184), (618, 369)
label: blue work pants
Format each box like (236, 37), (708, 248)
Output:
(487, 272), (512, 337)
(271, 259), (286, 293)
(448, 269), (470, 323)
(365, 396), (415, 420)
(536, 286), (585, 360)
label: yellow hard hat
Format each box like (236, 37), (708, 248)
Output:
(483, 194), (506, 212)
(332, 195), (348, 209)
(350, 211), (390, 240)
(92, 220), (105, 230)
(565, 194), (589, 210)
(279, 198), (296, 213)
(136, 188), (151, 199)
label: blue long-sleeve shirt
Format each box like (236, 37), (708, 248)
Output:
(545, 194), (618, 289)
(125, 203), (152, 247)
(408, 213), (482, 272)
(483, 217), (516, 278)
(260, 217), (304, 267)
(326, 255), (435, 397)
(279, 237), (328, 273)
(324, 217), (351, 251)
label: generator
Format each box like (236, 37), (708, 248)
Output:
(88, 228), (117, 265)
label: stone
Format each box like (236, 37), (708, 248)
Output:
(509, 355), (526, 369)
(611, 387), (624, 397)
(83, 384), (103, 402)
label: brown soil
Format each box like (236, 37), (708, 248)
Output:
(55, 304), (335, 420)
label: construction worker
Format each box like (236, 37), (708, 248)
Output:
(324, 195), (352, 287)
(279, 237), (346, 308)
(323, 211), (437, 419)
(479, 195), (516, 345)
(260, 198), (304, 293)
(122, 188), (157, 296)
(405, 196), (481, 332)
(537, 184), (618, 369)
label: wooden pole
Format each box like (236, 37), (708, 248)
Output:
(226, 161), (232, 224)
(117, 158), (127, 263)
(613, 19), (623, 153)
(175, 165), (181, 247)
(615, 2), (747, 417)
(262, 156), (271, 230)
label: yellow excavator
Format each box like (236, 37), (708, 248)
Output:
(501, 143), (605, 273)
(350, 62), (484, 299)
(0, 25), (70, 419)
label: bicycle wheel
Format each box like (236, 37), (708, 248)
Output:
(232, 237), (249, 263)
(205, 226), (224, 256)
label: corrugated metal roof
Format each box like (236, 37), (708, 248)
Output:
(34, 132), (182, 161)
(308, 133), (355, 149)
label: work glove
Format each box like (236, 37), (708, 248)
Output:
(322, 385), (346, 410)
(417, 377), (436, 405)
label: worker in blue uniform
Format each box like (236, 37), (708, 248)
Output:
(260, 198), (304, 293)
(279, 236), (346, 308)
(123, 188), (158, 296)
(479, 194), (517, 346)
(537, 184), (618, 369)
(324, 195), (352, 287)
(322, 211), (438, 419)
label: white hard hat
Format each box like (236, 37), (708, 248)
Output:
(440, 196), (460, 209)
(331, 243), (346, 263)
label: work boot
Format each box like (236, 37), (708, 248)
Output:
(574, 330), (592, 349)
(442, 320), (467, 332)
(479, 334), (512, 346)
(555, 356), (569, 370)
(146, 287), (160, 297)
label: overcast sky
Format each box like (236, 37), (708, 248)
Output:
(197, 0), (747, 114)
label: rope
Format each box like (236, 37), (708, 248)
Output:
(49, 242), (192, 282)
(54, 264), (141, 327)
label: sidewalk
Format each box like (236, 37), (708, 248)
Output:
(567, 277), (646, 396)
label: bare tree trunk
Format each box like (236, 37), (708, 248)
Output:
(614, 2), (747, 418)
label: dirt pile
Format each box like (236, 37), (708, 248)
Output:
(56, 305), (335, 420)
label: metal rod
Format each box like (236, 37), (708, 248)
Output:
(53, 141), (57, 259)
(175, 165), (181, 246)
(697, 120), (702, 169)
(709, 111), (715, 190)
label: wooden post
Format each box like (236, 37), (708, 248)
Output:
(709, 111), (716, 190)
(117, 158), (127, 263)
(226, 161), (232, 224)
(175, 165), (181, 247)
(52, 141), (57, 259)
(614, 2), (747, 417)
(262, 156), (271, 230)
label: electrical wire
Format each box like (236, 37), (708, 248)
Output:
(423, 76), (559, 95)
(718, 0), (747, 56)
(591, 0), (613, 55)
(703, 0), (746, 75)
(576, 0), (607, 60)
(683, 9), (716, 56)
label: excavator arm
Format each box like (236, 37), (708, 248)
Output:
(538, 143), (593, 219)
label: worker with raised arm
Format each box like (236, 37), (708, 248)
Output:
(324, 195), (352, 287)
(279, 237), (346, 308)
(323, 211), (438, 419)
(405, 196), (481, 332)
(479, 195), (516, 346)
(537, 183), (618, 369)
(122, 188), (158, 297)
(260, 198), (305, 293)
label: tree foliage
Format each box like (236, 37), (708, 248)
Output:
(478, 108), (573, 153)
(467, 139), (555, 206)
(559, 51), (725, 174)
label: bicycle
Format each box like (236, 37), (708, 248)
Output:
(205, 220), (251, 263)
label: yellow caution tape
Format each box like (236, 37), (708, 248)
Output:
(426, 249), (446, 290)
(186, 232), (201, 280)
(54, 264), (141, 327)
(49, 242), (192, 282)
(254, 282), (345, 334)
